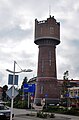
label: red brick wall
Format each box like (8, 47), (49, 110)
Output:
(38, 45), (57, 78)
(35, 16), (60, 43)
(34, 16), (60, 104)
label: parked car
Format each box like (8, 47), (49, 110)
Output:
(0, 103), (14, 120)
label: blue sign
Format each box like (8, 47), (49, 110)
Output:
(8, 74), (18, 85)
(23, 84), (28, 92)
(28, 84), (35, 93)
(23, 83), (35, 93)
(31, 93), (35, 97)
(45, 94), (48, 98)
(65, 93), (69, 97)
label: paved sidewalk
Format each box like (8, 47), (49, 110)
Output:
(55, 113), (79, 120)
(14, 108), (79, 120)
(15, 115), (70, 120)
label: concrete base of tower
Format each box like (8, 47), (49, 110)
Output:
(34, 98), (60, 106)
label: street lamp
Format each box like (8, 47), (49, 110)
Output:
(6, 68), (33, 73)
(6, 61), (32, 120)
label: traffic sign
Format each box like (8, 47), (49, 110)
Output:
(45, 94), (48, 98)
(8, 74), (18, 85)
(6, 86), (19, 99)
(23, 83), (35, 93)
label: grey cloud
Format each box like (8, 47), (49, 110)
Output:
(11, 50), (36, 67)
(0, 0), (79, 87)
(0, 25), (33, 41)
(57, 38), (79, 80)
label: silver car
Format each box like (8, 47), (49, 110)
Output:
(0, 103), (14, 120)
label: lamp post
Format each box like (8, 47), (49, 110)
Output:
(6, 61), (32, 120)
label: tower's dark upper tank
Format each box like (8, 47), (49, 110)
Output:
(34, 16), (60, 45)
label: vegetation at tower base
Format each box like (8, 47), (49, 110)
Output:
(42, 105), (79, 116)
(37, 111), (55, 118)
(41, 70), (78, 116)
(61, 70), (70, 107)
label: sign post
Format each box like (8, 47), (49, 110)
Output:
(45, 94), (48, 109)
(10, 61), (15, 120)
(28, 92), (30, 108)
(6, 61), (33, 120)
(23, 83), (35, 108)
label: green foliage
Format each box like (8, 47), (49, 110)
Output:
(61, 70), (70, 103)
(43, 106), (79, 116)
(63, 71), (69, 80)
(21, 77), (28, 89)
(43, 106), (60, 112)
(2, 85), (8, 101)
(37, 111), (55, 118)
(13, 100), (28, 109)
(6, 101), (11, 107)
(63, 107), (79, 116)
(37, 112), (47, 118)
(5, 77), (29, 109)
(50, 113), (55, 118)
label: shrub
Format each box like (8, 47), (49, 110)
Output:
(13, 100), (28, 109)
(43, 105), (60, 112)
(64, 108), (79, 116)
(37, 112), (55, 118)
(50, 113), (55, 118)
(37, 112), (48, 118)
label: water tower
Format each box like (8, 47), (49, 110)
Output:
(34, 16), (60, 105)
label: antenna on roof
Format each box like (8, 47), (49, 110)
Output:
(49, 4), (51, 17)
(48, 0), (51, 17)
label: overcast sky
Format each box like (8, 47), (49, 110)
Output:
(0, 0), (79, 87)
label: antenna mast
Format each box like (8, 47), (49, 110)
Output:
(49, 4), (51, 17)
(49, 0), (51, 17)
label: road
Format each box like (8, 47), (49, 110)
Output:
(13, 108), (79, 120)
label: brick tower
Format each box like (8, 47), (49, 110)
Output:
(34, 16), (60, 105)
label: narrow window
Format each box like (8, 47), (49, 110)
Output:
(42, 60), (44, 72)
(40, 85), (44, 94)
(41, 28), (42, 34)
(49, 51), (51, 66)
(50, 27), (54, 34)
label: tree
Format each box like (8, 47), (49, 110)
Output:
(21, 77), (28, 89)
(14, 77), (28, 109)
(62, 71), (70, 107)
(63, 70), (69, 80)
(2, 85), (8, 101)
(20, 77), (28, 101)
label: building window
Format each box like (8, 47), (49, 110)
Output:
(48, 51), (51, 66)
(42, 60), (44, 72)
(40, 85), (44, 94)
(50, 27), (54, 34)
(40, 28), (42, 34)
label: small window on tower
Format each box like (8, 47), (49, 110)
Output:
(49, 51), (51, 66)
(50, 27), (54, 34)
(40, 85), (44, 94)
(41, 28), (42, 34)
(42, 60), (44, 72)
